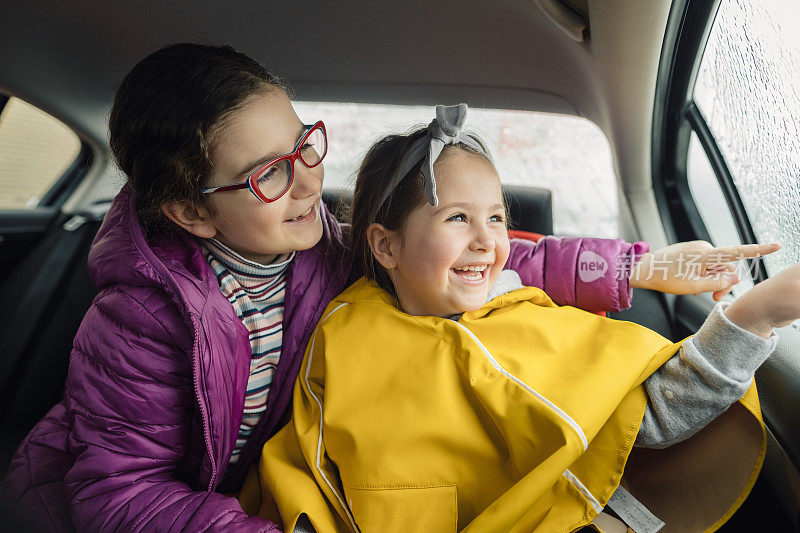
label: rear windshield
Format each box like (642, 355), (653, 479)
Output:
(293, 102), (618, 237)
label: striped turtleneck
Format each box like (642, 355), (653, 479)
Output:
(201, 238), (294, 466)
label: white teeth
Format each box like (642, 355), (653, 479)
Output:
(452, 265), (487, 281)
(291, 206), (312, 220)
(456, 265), (487, 272)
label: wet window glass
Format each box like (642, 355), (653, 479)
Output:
(694, 0), (800, 278)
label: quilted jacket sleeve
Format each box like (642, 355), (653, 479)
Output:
(505, 236), (649, 313)
(62, 287), (277, 532)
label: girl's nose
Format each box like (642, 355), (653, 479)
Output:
(470, 224), (496, 252)
(290, 159), (323, 199)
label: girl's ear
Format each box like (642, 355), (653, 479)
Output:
(161, 201), (218, 239)
(366, 223), (399, 270)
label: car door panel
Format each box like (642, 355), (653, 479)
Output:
(0, 209), (59, 279)
(674, 293), (800, 531)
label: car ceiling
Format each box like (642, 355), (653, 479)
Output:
(0, 1), (673, 203)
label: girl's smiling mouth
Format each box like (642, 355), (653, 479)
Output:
(450, 264), (491, 283)
(284, 203), (317, 224)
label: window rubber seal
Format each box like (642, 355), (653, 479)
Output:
(38, 142), (94, 209)
(685, 102), (767, 282)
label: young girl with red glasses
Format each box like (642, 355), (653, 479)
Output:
(2, 45), (776, 531)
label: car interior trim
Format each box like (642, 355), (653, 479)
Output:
(651, 0), (719, 244)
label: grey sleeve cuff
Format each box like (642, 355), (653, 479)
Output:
(636, 302), (777, 449)
(692, 301), (779, 381)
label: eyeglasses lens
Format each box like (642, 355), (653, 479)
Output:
(299, 127), (326, 167)
(253, 159), (292, 200)
(252, 124), (327, 201)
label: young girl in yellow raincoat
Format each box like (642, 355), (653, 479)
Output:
(245, 105), (799, 532)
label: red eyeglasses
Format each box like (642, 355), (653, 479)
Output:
(202, 120), (327, 203)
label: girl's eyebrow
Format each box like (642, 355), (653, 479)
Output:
(435, 202), (505, 212)
(234, 125), (307, 181)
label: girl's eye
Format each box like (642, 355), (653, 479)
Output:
(447, 213), (466, 222)
(489, 214), (505, 223)
(256, 165), (279, 183)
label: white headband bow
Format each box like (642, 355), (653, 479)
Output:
(375, 103), (488, 212)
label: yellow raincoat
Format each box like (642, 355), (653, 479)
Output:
(246, 278), (765, 532)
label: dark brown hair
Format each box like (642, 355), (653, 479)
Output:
(350, 128), (493, 294)
(109, 43), (289, 235)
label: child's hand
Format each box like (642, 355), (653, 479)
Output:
(630, 241), (780, 300)
(725, 261), (800, 338)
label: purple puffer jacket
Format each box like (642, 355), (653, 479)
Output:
(2, 185), (646, 532)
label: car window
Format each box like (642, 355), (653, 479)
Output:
(293, 102), (619, 237)
(0, 95), (81, 209)
(692, 0), (800, 279)
(686, 132), (754, 295)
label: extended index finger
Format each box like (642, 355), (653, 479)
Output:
(703, 242), (780, 263)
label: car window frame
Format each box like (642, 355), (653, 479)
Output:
(652, 3), (800, 513)
(651, 0), (767, 283)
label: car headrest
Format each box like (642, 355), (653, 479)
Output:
(502, 185), (553, 235)
(321, 184), (554, 235)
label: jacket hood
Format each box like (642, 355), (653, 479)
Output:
(88, 185), (213, 314)
(334, 277), (395, 306)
